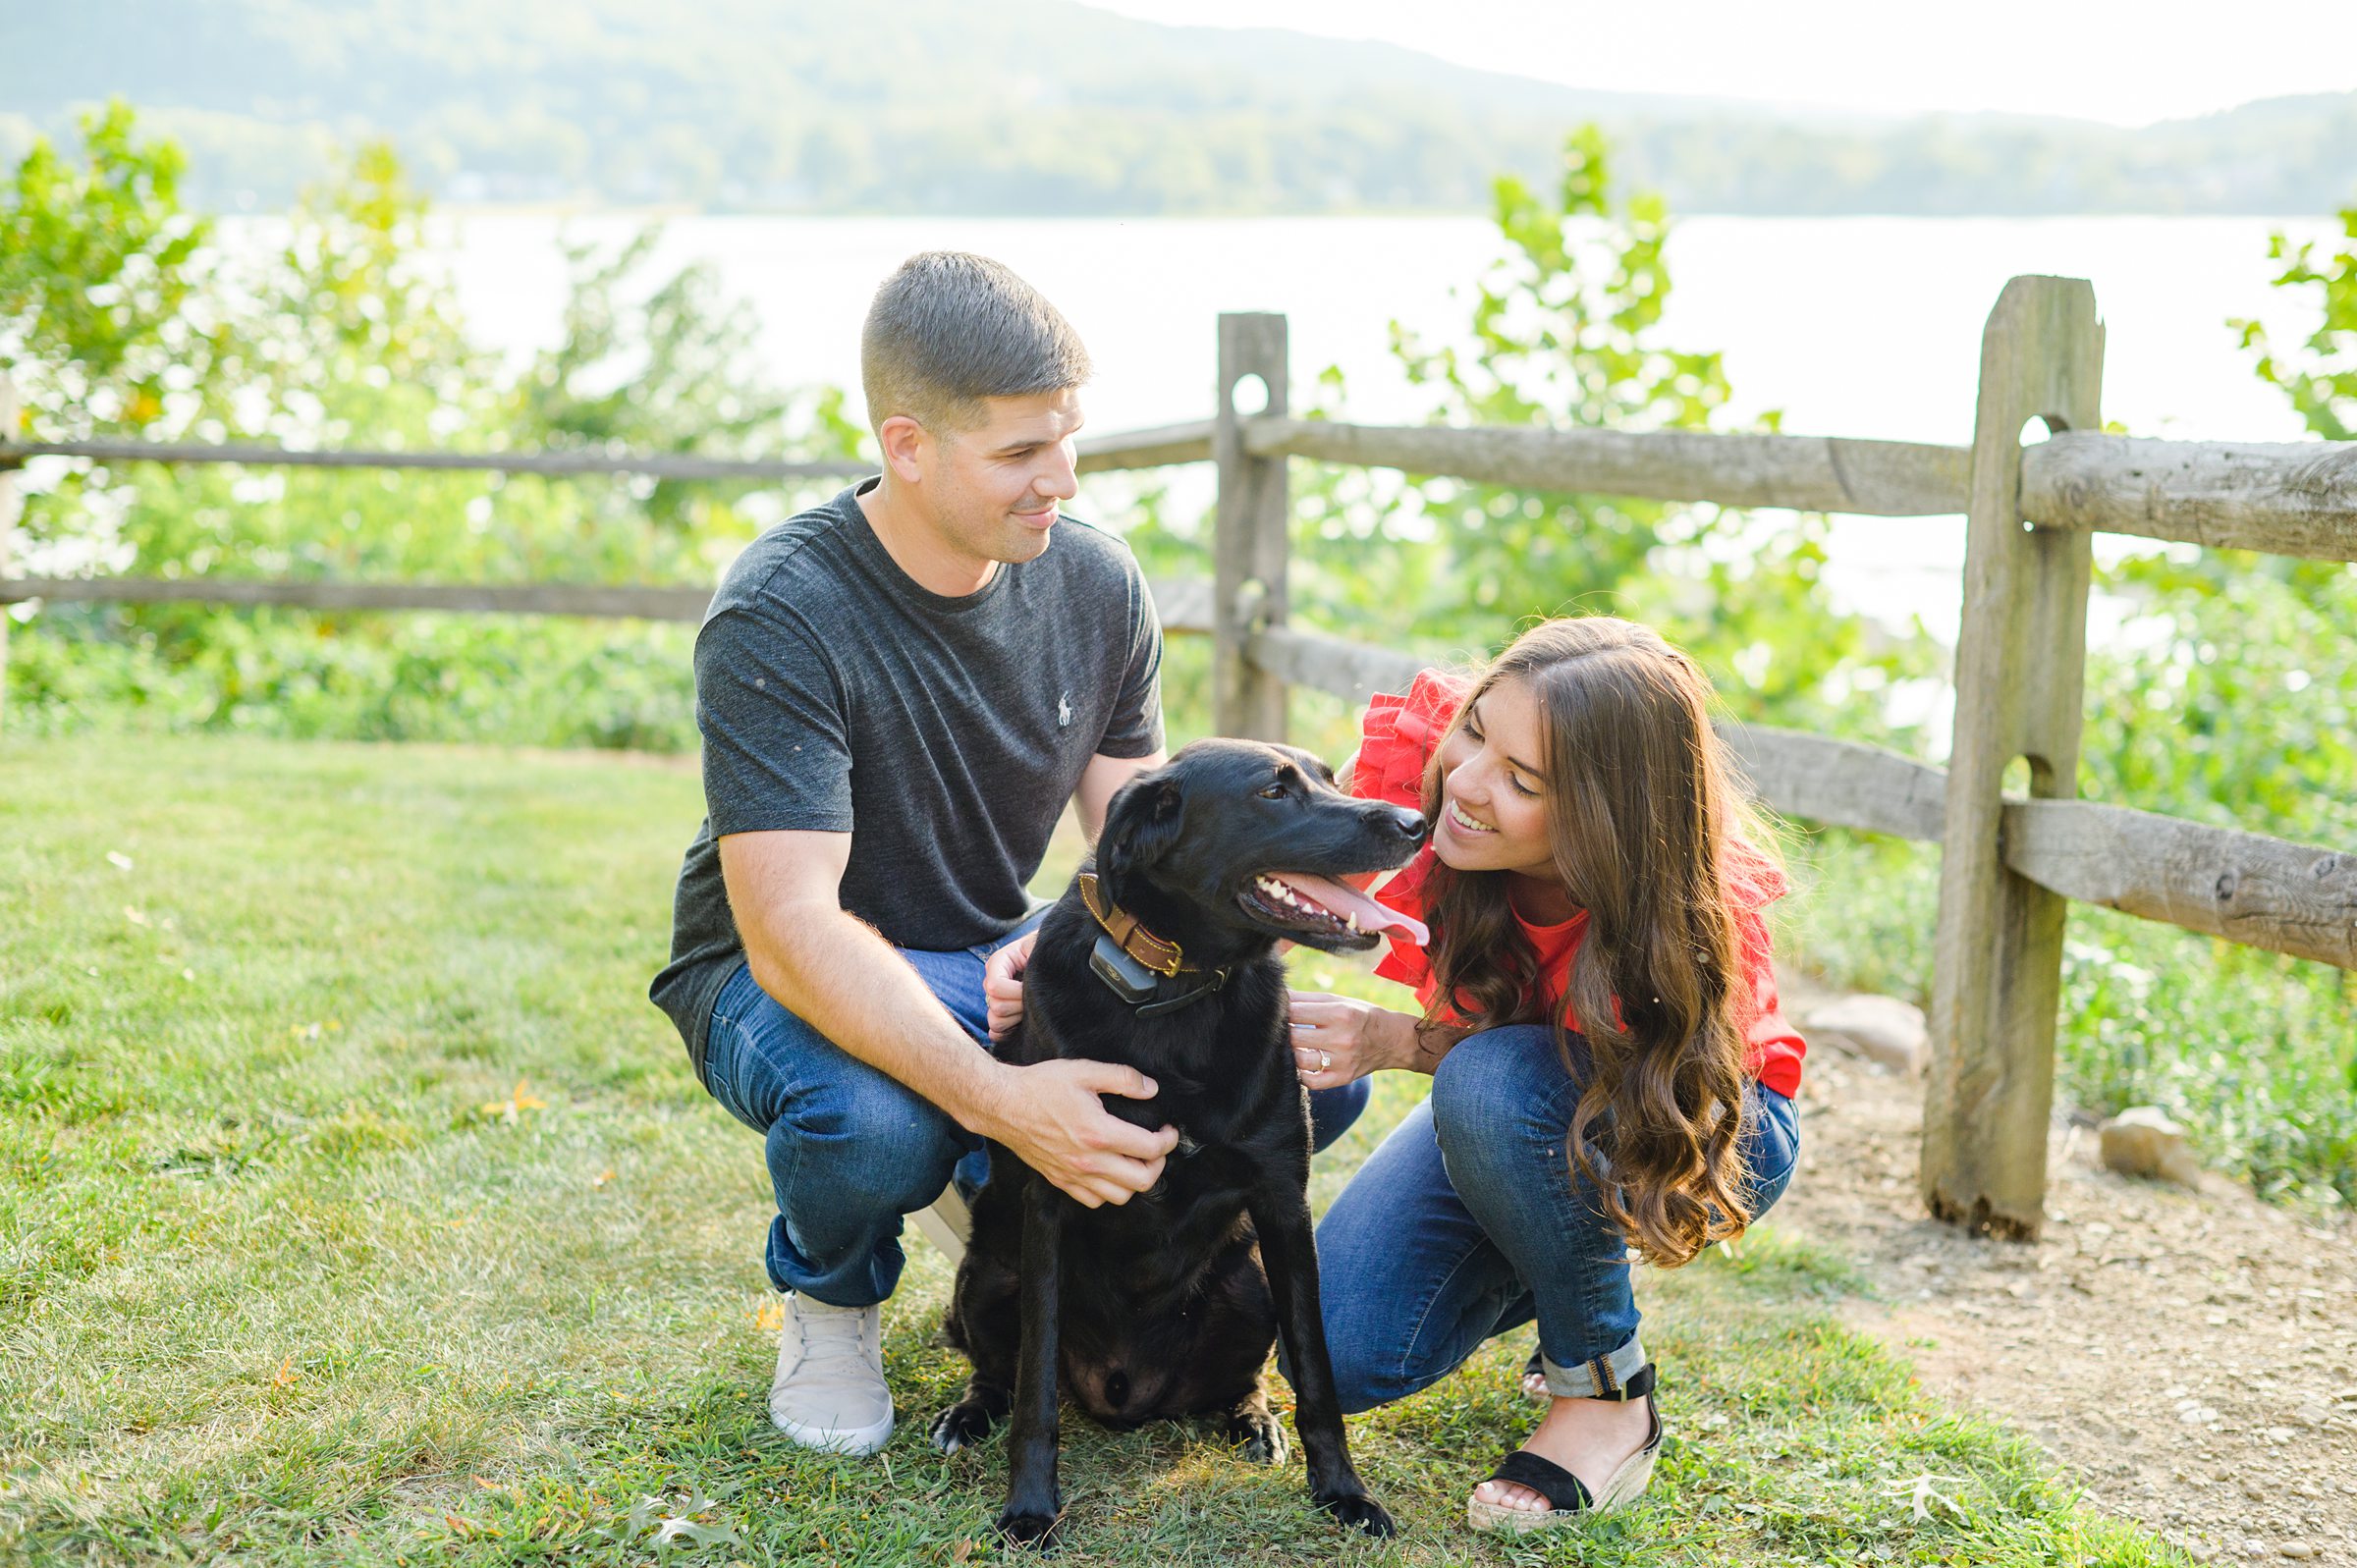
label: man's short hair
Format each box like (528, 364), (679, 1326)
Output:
(860, 252), (1092, 437)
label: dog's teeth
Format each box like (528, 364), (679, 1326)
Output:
(1346, 911), (1359, 932)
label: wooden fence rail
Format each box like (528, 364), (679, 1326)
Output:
(0, 420), (1216, 482)
(2018, 433), (2357, 562)
(0, 570), (1222, 631)
(1246, 417), (1975, 516)
(1245, 419), (2357, 561)
(0, 441), (871, 483)
(0, 576), (721, 622)
(18, 420), (2354, 562)
(2004, 799), (2357, 971)
(2, 274), (2350, 1238)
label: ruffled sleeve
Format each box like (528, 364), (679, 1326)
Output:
(1723, 837), (1806, 1097)
(1723, 836), (1789, 913)
(1350, 669), (1467, 1007)
(1369, 850), (1438, 1000)
(1348, 667), (1469, 811)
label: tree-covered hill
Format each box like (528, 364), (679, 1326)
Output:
(2, 0), (2352, 214)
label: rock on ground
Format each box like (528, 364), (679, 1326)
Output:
(1800, 992), (1930, 1075)
(2102, 1106), (2206, 1187)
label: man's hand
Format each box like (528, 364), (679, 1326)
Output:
(983, 929), (1037, 1042)
(979, 1057), (1178, 1209)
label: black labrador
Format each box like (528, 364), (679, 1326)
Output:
(932, 738), (1429, 1547)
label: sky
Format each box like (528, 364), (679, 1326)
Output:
(1081, 0), (2357, 128)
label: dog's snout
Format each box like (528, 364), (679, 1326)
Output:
(1386, 806), (1426, 840)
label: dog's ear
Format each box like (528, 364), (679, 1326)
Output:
(1098, 771), (1185, 906)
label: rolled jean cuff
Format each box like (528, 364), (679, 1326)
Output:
(1540, 1332), (1648, 1399)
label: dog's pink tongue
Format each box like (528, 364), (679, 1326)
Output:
(1271, 871), (1430, 947)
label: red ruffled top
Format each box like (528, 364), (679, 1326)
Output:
(1351, 668), (1806, 1098)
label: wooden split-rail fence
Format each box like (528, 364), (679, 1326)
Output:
(3, 274), (2354, 1239)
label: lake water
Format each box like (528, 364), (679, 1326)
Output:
(408, 211), (2335, 641)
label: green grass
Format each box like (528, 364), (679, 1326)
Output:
(1, 736), (2191, 1566)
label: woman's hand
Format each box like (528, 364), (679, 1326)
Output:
(1287, 991), (1418, 1087)
(983, 929), (1039, 1042)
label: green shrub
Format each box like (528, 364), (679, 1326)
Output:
(3, 104), (858, 748)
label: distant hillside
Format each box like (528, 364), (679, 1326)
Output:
(2, 0), (2352, 215)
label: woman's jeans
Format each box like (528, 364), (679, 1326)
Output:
(1308, 1024), (1800, 1409)
(697, 932), (1372, 1310)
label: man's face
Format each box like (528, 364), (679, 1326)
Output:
(918, 387), (1084, 568)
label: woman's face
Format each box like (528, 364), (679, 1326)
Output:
(1431, 675), (1557, 882)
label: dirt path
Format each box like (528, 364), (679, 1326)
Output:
(1775, 976), (2357, 1564)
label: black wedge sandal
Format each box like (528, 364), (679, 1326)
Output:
(1468, 1363), (1663, 1535)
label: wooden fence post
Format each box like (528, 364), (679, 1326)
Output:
(1921, 276), (2106, 1239)
(0, 372), (19, 734)
(1212, 313), (1289, 741)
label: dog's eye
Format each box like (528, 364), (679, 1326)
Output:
(1258, 783), (1288, 800)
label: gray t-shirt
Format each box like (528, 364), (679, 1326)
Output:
(649, 479), (1165, 1076)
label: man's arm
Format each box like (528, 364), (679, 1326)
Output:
(1071, 747), (1167, 843)
(720, 828), (1176, 1209)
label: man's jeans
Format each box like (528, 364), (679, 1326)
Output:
(699, 930), (1373, 1309)
(1308, 1024), (1800, 1409)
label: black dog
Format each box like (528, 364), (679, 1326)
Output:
(932, 739), (1428, 1547)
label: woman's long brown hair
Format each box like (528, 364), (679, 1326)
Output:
(1416, 617), (1777, 1268)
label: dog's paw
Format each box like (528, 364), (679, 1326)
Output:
(931, 1401), (998, 1454)
(1316, 1491), (1397, 1538)
(993, 1503), (1063, 1551)
(1223, 1407), (1289, 1466)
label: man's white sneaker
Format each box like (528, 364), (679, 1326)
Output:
(768, 1293), (894, 1455)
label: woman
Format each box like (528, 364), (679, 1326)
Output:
(983, 615), (1804, 1534)
(1288, 616), (1803, 1533)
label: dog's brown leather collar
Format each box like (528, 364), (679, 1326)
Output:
(1077, 871), (1191, 976)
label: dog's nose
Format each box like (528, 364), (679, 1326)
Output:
(1387, 806), (1426, 839)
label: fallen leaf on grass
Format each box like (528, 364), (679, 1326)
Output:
(106, 850), (134, 871)
(593, 1485), (743, 1555)
(655, 1516), (742, 1549)
(124, 905), (147, 926)
(593, 1168), (617, 1189)
(1884, 1473), (1968, 1523)
(752, 1300), (787, 1332)
(269, 1356), (299, 1387)
(477, 1079), (550, 1124)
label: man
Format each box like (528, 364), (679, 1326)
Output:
(649, 252), (1179, 1456)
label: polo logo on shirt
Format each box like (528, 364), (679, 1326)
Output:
(1058, 691), (1072, 728)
